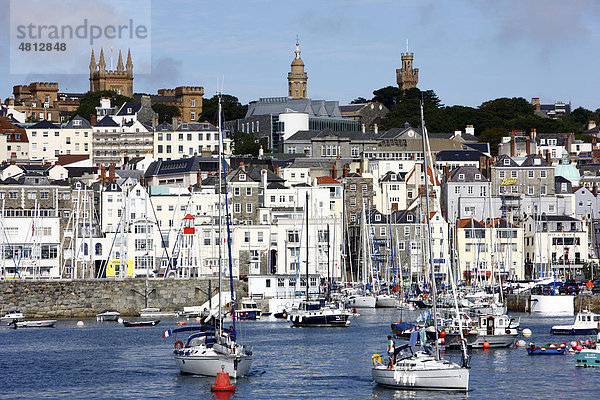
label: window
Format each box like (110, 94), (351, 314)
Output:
(190, 112), (196, 120)
(246, 187), (252, 196)
(234, 203), (241, 213)
(528, 170), (534, 178)
(258, 232), (264, 242)
(350, 197), (356, 207)
(499, 171), (505, 178)
(528, 185), (534, 195)
(244, 231), (250, 243)
(350, 184), (356, 191)
(540, 170), (547, 178)
(287, 230), (300, 243)
(234, 187), (240, 196)
(239, 173), (246, 181)
(362, 184), (368, 192)
(40, 192), (49, 199)
(404, 227), (410, 236)
(458, 174), (465, 180)
(511, 171), (518, 178)
(380, 227), (387, 236)
(134, 239), (153, 251)
(541, 185), (547, 195)
(467, 186), (474, 195)
(246, 203), (252, 213)
(503, 159), (510, 165)
(351, 146), (359, 157)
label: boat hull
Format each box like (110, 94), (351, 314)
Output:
(372, 366), (469, 391)
(15, 320), (56, 328)
(575, 349), (600, 367)
(174, 353), (252, 378)
(376, 296), (397, 308)
(289, 313), (350, 327)
(235, 310), (261, 320)
(123, 320), (160, 327)
(346, 296), (376, 308)
(551, 327), (599, 335)
(96, 313), (120, 321)
(527, 347), (566, 355)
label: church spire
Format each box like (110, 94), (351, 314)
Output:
(116, 50), (124, 71)
(288, 38), (307, 100)
(98, 48), (106, 70)
(126, 48), (133, 71)
(89, 49), (96, 72)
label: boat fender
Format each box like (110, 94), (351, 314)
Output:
(174, 341), (184, 349)
(505, 329), (512, 335)
(371, 354), (382, 365)
(423, 295), (427, 301)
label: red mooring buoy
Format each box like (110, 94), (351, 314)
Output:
(211, 369), (236, 392)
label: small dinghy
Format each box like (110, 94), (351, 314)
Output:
(122, 319), (160, 327)
(526, 343), (567, 355)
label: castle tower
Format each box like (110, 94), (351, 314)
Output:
(396, 50), (419, 91)
(89, 48), (134, 97)
(287, 40), (307, 99)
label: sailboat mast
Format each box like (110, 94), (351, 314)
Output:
(420, 101), (440, 361)
(217, 96), (223, 337)
(305, 191), (309, 302)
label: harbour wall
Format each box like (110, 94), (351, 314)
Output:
(506, 294), (600, 313)
(0, 279), (247, 318)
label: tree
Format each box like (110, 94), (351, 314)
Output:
(351, 97), (369, 104)
(151, 104), (181, 124)
(232, 131), (262, 156)
(72, 90), (134, 122)
(200, 94), (248, 125)
(479, 127), (508, 156)
(479, 97), (534, 120)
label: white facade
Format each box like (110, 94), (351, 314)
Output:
(279, 112), (309, 142)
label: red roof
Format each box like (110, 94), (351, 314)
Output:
(317, 176), (340, 184)
(57, 154), (89, 165)
(183, 214), (194, 220)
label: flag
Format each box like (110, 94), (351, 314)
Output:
(162, 329), (172, 338)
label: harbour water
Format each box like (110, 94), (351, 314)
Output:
(1, 309), (600, 399)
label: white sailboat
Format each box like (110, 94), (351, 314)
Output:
(372, 102), (470, 392)
(172, 93), (252, 378)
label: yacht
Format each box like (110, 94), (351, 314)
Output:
(235, 298), (262, 320)
(1, 310), (25, 324)
(445, 313), (519, 348)
(173, 325), (253, 378)
(287, 301), (351, 327)
(14, 320), (57, 328)
(376, 294), (397, 308)
(551, 310), (600, 335)
(96, 309), (121, 321)
(139, 307), (180, 318)
(345, 293), (376, 308)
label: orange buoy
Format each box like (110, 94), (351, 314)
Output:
(440, 330), (446, 338)
(587, 281), (593, 289)
(483, 341), (490, 349)
(211, 370), (236, 392)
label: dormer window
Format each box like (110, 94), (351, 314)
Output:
(503, 159), (510, 166)
(375, 215), (381, 221)
(475, 174), (481, 180)
(74, 120), (81, 127)
(540, 139), (546, 145)
(239, 173), (246, 181)
(127, 108), (132, 114)
(407, 214), (414, 222)
(534, 158), (541, 165)
(458, 174), (465, 180)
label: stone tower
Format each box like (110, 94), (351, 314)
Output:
(288, 41), (307, 99)
(396, 52), (419, 91)
(89, 48), (134, 97)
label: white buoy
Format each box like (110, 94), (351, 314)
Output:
(522, 328), (532, 337)
(76, 321), (84, 327)
(117, 318), (123, 324)
(516, 340), (526, 347)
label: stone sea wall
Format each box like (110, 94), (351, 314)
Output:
(0, 279), (247, 318)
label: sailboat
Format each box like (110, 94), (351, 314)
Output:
(172, 94), (253, 378)
(286, 192), (352, 327)
(345, 205), (377, 308)
(371, 102), (470, 391)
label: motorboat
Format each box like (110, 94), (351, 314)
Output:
(122, 319), (160, 327)
(14, 320), (57, 328)
(551, 310), (600, 335)
(96, 309), (120, 321)
(372, 333), (469, 391)
(235, 298), (261, 320)
(139, 308), (179, 318)
(575, 341), (600, 367)
(173, 325), (253, 378)
(1, 310), (25, 324)
(287, 301), (351, 327)
(444, 313), (519, 348)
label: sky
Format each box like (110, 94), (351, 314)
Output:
(1, 0), (599, 111)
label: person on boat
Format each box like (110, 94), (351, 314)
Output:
(228, 325), (237, 341)
(387, 335), (395, 368)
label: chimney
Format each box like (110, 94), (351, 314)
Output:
(532, 128), (537, 142)
(486, 157), (491, 179)
(172, 117), (179, 130)
(465, 125), (475, 136)
(258, 145), (264, 159)
(361, 123), (366, 133)
(594, 183), (598, 196)
(454, 129), (462, 137)
(108, 162), (116, 182)
(526, 136), (531, 155)
(588, 120), (596, 131)
(141, 95), (151, 108)
(531, 97), (541, 111)
(373, 124), (378, 134)
(342, 163), (349, 178)
(275, 164), (280, 177)
(90, 114), (97, 126)
(197, 169), (202, 186)
(545, 150), (551, 164)
(510, 131), (515, 157)
(261, 169), (267, 193)
(100, 164), (106, 184)
(479, 156), (486, 175)
(239, 161), (245, 172)
(331, 163), (337, 179)
(152, 114), (158, 129)
(443, 164), (450, 182)
(10, 160), (16, 165)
